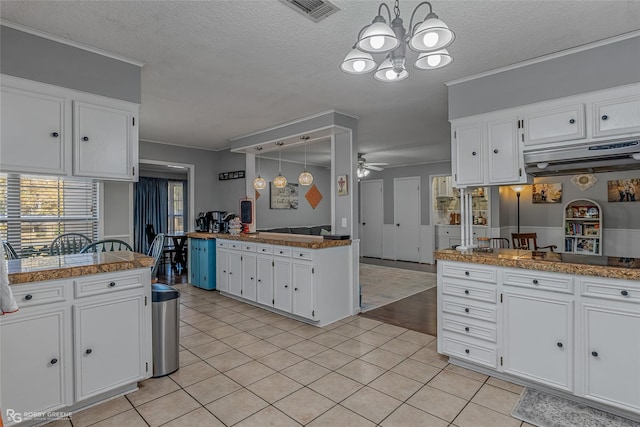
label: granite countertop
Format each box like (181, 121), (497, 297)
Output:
(435, 248), (640, 281)
(8, 251), (155, 285)
(187, 232), (351, 249)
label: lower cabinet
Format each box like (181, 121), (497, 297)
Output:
(256, 255), (274, 306)
(241, 252), (257, 301)
(273, 257), (292, 312)
(189, 238), (216, 290)
(292, 260), (314, 320)
(216, 247), (229, 292)
(227, 250), (242, 297)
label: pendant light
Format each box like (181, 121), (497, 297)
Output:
(298, 136), (313, 186)
(273, 142), (287, 188)
(253, 147), (267, 190)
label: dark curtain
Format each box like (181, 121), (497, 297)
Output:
(134, 177), (168, 253)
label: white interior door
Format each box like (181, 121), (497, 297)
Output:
(360, 180), (383, 258)
(394, 177), (421, 262)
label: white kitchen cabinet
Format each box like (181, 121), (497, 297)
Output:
(487, 117), (523, 184)
(227, 250), (242, 297)
(73, 101), (137, 180)
(524, 104), (586, 146)
(452, 122), (484, 186)
(592, 93), (640, 138)
(0, 85), (69, 175)
(241, 252), (257, 301)
(256, 255), (274, 306)
(74, 293), (146, 400)
(0, 305), (71, 420)
(502, 292), (573, 391)
(215, 247), (229, 292)
(273, 258), (292, 312)
(292, 260), (314, 320)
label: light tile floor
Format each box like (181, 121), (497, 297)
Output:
(46, 284), (535, 427)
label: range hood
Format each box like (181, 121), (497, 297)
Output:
(524, 140), (640, 176)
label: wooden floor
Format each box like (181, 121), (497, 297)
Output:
(159, 259), (438, 336)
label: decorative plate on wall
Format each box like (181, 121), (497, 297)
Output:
(571, 174), (598, 191)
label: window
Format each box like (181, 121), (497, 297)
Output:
(0, 173), (99, 257)
(168, 181), (184, 233)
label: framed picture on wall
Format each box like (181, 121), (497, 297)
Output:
(532, 183), (562, 203)
(607, 178), (639, 202)
(270, 183), (299, 209)
(337, 175), (348, 196)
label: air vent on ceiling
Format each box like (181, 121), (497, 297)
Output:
(280, 0), (339, 22)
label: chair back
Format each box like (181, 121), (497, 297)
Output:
(80, 239), (133, 253)
(490, 237), (510, 249)
(512, 233), (557, 252)
(147, 233), (165, 279)
(145, 224), (157, 247)
(2, 241), (19, 260)
(50, 233), (92, 256)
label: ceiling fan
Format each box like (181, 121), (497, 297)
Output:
(357, 155), (388, 178)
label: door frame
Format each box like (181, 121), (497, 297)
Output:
(393, 176), (421, 262)
(359, 179), (384, 259)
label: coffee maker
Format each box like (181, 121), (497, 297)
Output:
(195, 213), (209, 231)
(208, 211), (228, 233)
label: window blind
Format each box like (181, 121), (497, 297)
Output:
(0, 173), (99, 257)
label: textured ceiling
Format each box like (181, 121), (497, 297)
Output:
(2, 1), (639, 167)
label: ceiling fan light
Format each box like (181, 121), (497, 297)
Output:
(253, 175), (267, 190)
(414, 49), (453, 70)
(374, 58), (408, 82)
(409, 14), (455, 52)
(340, 48), (376, 74)
(273, 174), (287, 188)
(357, 20), (399, 53)
(298, 171), (313, 186)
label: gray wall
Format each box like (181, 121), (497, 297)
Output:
(361, 161), (452, 225)
(0, 26), (141, 103)
(102, 181), (131, 240)
(213, 150), (250, 214)
(449, 35), (640, 119)
(254, 159), (331, 229)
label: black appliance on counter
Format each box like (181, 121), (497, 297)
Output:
(195, 211), (232, 233)
(195, 212), (209, 232)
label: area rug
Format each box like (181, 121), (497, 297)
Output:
(359, 264), (437, 312)
(511, 388), (640, 427)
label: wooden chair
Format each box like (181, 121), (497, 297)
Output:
(80, 239), (133, 253)
(147, 233), (165, 280)
(490, 237), (510, 249)
(50, 233), (92, 256)
(2, 241), (19, 260)
(511, 233), (557, 252)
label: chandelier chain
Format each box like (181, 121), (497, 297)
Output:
(394, 0), (400, 18)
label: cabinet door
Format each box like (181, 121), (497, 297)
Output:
(200, 240), (217, 290)
(592, 94), (640, 138)
(453, 124), (484, 186)
(227, 251), (242, 297)
(189, 239), (201, 287)
(216, 249), (228, 292)
(487, 117), (522, 184)
(74, 294), (146, 400)
(73, 101), (134, 180)
(582, 304), (640, 411)
(1, 86), (68, 175)
(503, 292), (573, 391)
(524, 104), (586, 146)
(256, 256), (274, 306)
(292, 261), (314, 320)
(273, 259), (292, 312)
(0, 307), (70, 418)
(242, 253), (257, 301)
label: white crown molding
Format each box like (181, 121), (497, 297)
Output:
(1, 19), (145, 67)
(139, 138), (226, 152)
(446, 29), (640, 87)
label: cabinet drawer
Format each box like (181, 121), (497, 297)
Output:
(11, 282), (67, 308)
(74, 272), (144, 298)
(256, 245), (273, 255)
(216, 240), (229, 249)
(229, 242), (242, 251)
(442, 264), (497, 284)
(581, 278), (640, 304)
(442, 314), (497, 342)
(292, 250), (313, 261)
(273, 247), (291, 258)
(242, 243), (256, 252)
(503, 269), (573, 294)
(442, 297), (497, 322)
(442, 280), (497, 303)
(442, 336), (497, 368)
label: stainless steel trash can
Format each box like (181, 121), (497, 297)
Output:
(152, 283), (180, 377)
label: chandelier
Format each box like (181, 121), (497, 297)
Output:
(273, 142), (288, 188)
(253, 146), (267, 190)
(340, 0), (454, 82)
(298, 136), (313, 186)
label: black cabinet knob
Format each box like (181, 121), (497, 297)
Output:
(279, 251), (283, 254)
(472, 151), (477, 156)
(250, 277), (254, 281)
(229, 272), (233, 275)
(284, 285), (288, 288)
(50, 358), (58, 365)
(85, 349), (92, 355)
(51, 132), (59, 137)
(465, 271), (470, 276)
(557, 342), (563, 348)
(601, 115), (608, 121)
(82, 136), (89, 141)
(300, 254), (304, 257)
(591, 351), (598, 357)
(294, 287), (298, 291)
(464, 308), (470, 313)
(362, 222), (366, 225)
(465, 349), (470, 354)
(464, 327), (470, 332)
(569, 119), (575, 124)
(258, 279), (262, 282)
(108, 281), (116, 288)
(25, 294), (33, 301)
(464, 290), (470, 295)
(493, 149), (499, 154)
(621, 290), (629, 296)
(533, 279), (539, 285)
(223, 270), (226, 273)
(396, 223), (400, 227)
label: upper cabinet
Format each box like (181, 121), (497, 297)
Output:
(0, 75), (139, 182)
(592, 93), (640, 138)
(523, 104), (586, 147)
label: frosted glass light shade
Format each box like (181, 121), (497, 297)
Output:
(374, 59), (408, 82)
(409, 15), (455, 52)
(340, 48), (376, 74)
(298, 171), (313, 186)
(357, 21), (398, 53)
(273, 174), (287, 188)
(253, 175), (267, 190)
(414, 49), (453, 70)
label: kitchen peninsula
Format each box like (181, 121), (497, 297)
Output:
(435, 248), (640, 421)
(1, 252), (154, 427)
(188, 232), (353, 327)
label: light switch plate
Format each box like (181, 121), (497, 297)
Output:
(341, 218), (347, 227)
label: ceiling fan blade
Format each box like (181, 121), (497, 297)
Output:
(366, 165), (384, 171)
(365, 162), (389, 166)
